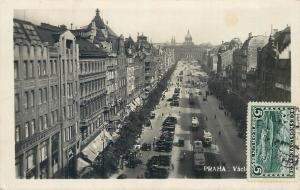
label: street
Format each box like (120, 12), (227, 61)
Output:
(111, 60), (246, 179)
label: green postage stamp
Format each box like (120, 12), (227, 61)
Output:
(247, 102), (297, 179)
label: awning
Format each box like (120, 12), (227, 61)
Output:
(77, 157), (91, 173)
(81, 131), (112, 162)
(135, 97), (142, 106)
(128, 102), (136, 111)
(82, 146), (98, 162)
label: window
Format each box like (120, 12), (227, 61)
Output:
(30, 90), (34, 107)
(39, 116), (43, 131)
(53, 60), (57, 74)
(70, 60), (73, 73)
(43, 60), (46, 75)
(30, 119), (35, 135)
(39, 88), (42, 104)
(75, 82), (77, 94)
(63, 107), (66, 119)
(38, 60), (42, 76)
(24, 61), (28, 79)
(29, 60), (34, 78)
(26, 151), (35, 170)
(50, 60), (53, 75)
(62, 60), (65, 74)
(43, 87), (47, 103)
(67, 60), (70, 73)
(15, 94), (20, 112)
(15, 125), (20, 142)
(66, 39), (72, 49)
(63, 84), (65, 96)
(50, 86), (53, 100)
(40, 143), (48, 161)
(55, 85), (58, 99)
(51, 111), (54, 125)
(24, 122), (29, 138)
(55, 109), (58, 123)
(43, 114), (48, 129)
(14, 61), (19, 79)
(24, 91), (29, 109)
(66, 84), (69, 97)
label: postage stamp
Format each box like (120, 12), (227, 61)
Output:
(247, 102), (297, 179)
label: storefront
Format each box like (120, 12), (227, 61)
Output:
(65, 146), (76, 178)
(25, 149), (36, 179)
(51, 133), (60, 176)
(39, 141), (48, 178)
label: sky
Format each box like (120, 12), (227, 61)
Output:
(13, 0), (292, 45)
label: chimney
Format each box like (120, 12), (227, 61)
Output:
(249, 32), (252, 38)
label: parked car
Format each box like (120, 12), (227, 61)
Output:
(141, 143), (152, 151)
(167, 97), (173, 101)
(150, 111), (155, 119)
(145, 119), (152, 127)
(203, 97), (207, 101)
(164, 116), (177, 124)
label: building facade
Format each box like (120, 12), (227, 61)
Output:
(76, 38), (108, 149)
(257, 27), (291, 101)
(165, 30), (210, 61)
(14, 19), (81, 179)
(232, 33), (268, 99)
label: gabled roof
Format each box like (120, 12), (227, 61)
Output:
(36, 26), (62, 45)
(106, 25), (118, 37)
(14, 18), (42, 43)
(274, 26), (290, 53)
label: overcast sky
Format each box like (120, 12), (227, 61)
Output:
(14, 0), (291, 45)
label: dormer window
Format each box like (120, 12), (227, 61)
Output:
(66, 40), (72, 49)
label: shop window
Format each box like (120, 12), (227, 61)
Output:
(26, 150), (35, 170)
(40, 142), (48, 161)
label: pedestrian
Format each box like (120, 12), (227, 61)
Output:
(219, 130), (221, 136)
(171, 163), (174, 170)
(214, 114), (216, 119)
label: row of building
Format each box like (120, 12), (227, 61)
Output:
(14, 9), (175, 178)
(205, 26), (291, 102)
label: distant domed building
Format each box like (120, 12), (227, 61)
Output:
(183, 30), (194, 46)
(164, 29), (211, 62)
